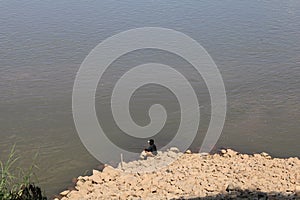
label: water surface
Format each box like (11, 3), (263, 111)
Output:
(0, 0), (299, 197)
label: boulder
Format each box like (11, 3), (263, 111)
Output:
(169, 147), (180, 153)
(253, 153), (262, 158)
(220, 149), (227, 154)
(102, 165), (120, 178)
(199, 152), (209, 157)
(60, 190), (70, 196)
(295, 185), (300, 196)
(185, 149), (192, 154)
(226, 183), (235, 192)
(226, 149), (238, 157)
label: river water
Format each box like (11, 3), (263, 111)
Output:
(0, 0), (299, 197)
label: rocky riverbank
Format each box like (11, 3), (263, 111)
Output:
(57, 149), (300, 200)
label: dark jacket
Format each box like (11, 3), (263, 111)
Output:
(144, 139), (157, 155)
(145, 144), (157, 153)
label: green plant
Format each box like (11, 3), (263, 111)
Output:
(0, 145), (47, 200)
(18, 152), (39, 188)
(0, 145), (19, 199)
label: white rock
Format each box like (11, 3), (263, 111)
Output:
(185, 150), (192, 154)
(60, 190), (70, 196)
(139, 151), (147, 160)
(199, 152), (209, 156)
(260, 152), (269, 157)
(166, 151), (178, 158)
(92, 169), (101, 175)
(226, 149), (238, 157)
(221, 149), (227, 154)
(169, 147), (180, 153)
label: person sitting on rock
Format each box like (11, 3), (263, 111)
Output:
(144, 139), (157, 156)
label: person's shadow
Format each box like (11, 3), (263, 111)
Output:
(172, 188), (298, 200)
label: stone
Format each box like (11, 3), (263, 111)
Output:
(166, 150), (178, 158)
(77, 176), (88, 181)
(91, 175), (103, 184)
(204, 185), (215, 192)
(169, 147), (180, 153)
(89, 170), (104, 184)
(199, 152), (209, 156)
(226, 149), (238, 157)
(92, 169), (101, 175)
(68, 191), (84, 199)
(261, 152), (269, 157)
(185, 149), (192, 154)
(57, 148), (300, 200)
(102, 165), (120, 178)
(241, 154), (249, 159)
(60, 190), (70, 196)
(295, 185), (300, 196)
(226, 183), (235, 192)
(254, 153), (262, 158)
(221, 149), (227, 154)
(266, 155), (271, 159)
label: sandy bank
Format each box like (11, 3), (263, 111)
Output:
(57, 149), (300, 200)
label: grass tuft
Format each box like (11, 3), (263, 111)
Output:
(0, 145), (47, 200)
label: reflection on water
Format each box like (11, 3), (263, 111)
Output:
(0, 0), (299, 197)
